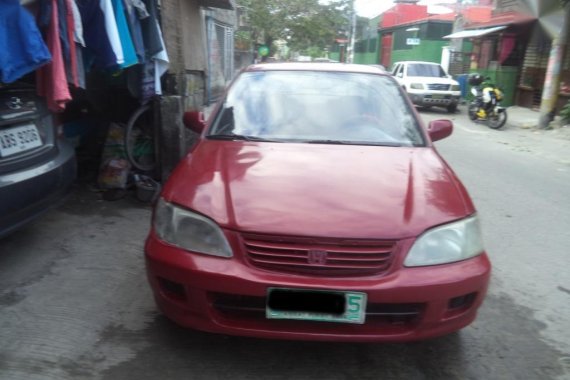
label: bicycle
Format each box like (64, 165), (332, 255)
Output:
(124, 102), (159, 172)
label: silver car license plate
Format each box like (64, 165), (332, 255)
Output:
(0, 124), (42, 157)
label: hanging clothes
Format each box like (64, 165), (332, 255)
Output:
(0, 0), (51, 84)
(152, 19), (169, 96)
(37, 0), (72, 112)
(100, 0), (124, 66)
(123, 0), (148, 63)
(111, 0), (138, 68)
(127, 0), (168, 104)
(57, 0), (71, 64)
(76, 0), (117, 69)
(140, 0), (162, 57)
(70, 0), (85, 47)
(62, 0), (79, 87)
(70, 0), (86, 88)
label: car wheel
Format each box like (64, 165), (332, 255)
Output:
(447, 104), (458, 113)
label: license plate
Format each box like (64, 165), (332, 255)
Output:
(0, 124), (42, 157)
(431, 94), (444, 99)
(266, 288), (366, 324)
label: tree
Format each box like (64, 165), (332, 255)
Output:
(237, 0), (351, 57)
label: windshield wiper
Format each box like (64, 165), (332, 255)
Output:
(306, 140), (403, 147)
(306, 139), (351, 145)
(207, 134), (281, 142)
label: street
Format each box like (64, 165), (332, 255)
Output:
(1, 107), (569, 380)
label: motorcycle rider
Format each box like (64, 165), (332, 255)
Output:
(469, 73), (502, 119)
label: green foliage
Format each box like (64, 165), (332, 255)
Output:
(561, 100), (570, 124)
(302, 46), (325, 59)
(236, 0), (351, 54)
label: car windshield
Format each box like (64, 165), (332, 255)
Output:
(208, 71), (425, 147)
(407, 64), (447, 78)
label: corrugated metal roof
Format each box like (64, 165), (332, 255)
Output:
(444, 26), (507, 39)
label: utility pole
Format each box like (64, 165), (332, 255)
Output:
(538, 2), (569, 129)
(348, 0), (356, 64)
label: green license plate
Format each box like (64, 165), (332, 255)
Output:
(266, 288), (366, 324)
(431, 94), (444, 99)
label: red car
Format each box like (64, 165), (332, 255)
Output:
(145, 63), (491, 342)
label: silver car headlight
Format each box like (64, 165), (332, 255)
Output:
(404, 216), (484, 267)
(410, 83), (424, 90)
(153, 198), (233, 258)
(451, 84), (460, 91)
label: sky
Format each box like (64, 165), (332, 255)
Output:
(354, 0), (457, 18)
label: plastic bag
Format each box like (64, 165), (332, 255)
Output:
(98, 123), (131, 189)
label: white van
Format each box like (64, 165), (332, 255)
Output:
(392, 61), (461, 113)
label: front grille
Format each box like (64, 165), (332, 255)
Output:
(427, 84), (450, 91)
(242, 234), (396, 276)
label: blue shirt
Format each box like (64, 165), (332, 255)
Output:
(0, 0), (52, 83)
(76, 0), (117, 69)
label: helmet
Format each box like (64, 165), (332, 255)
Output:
(468, 73), (484, 86)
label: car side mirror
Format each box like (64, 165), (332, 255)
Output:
(183, 111), (206, 134)
(397, 72), (403, 78)
(428, 119), (453, 142)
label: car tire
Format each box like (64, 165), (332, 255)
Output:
(447, 104), (458, 113)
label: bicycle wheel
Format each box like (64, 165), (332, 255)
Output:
(125, 104), (156, 172)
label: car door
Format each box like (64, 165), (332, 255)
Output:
(393, 64), (405, 86)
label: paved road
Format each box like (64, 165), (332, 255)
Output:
(1, 107), (569, 380)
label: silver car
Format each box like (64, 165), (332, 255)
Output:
(0, 86), (76, 238)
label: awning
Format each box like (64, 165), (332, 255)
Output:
(443, 26), (507, 39)
(198, 0), (233, 10)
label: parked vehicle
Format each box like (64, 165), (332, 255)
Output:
(145, 63), (491, 342)
(0, 85), (76, 238)
(392, 61), (461, 113)
(467, 74), (508, 129)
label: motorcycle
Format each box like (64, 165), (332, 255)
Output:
(467, 74), (507, 129)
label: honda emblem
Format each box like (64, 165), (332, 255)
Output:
(307, 250), (328, 265)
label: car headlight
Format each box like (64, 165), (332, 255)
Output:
(451, 84), (460, 91)
(153, 198), (233, 257)
(410, 83), (424, 90)
(404, 216), (484, 267)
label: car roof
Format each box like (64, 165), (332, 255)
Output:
(245, 63), (388, 75)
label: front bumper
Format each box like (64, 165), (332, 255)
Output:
(145, 232), (491, 342)
(407, 91), (461, 107)
(0, 140), (76, 238)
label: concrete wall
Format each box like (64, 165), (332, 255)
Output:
(159, 0), (208, 179)
(159, 0), (237, 179)
(162, 0), (206, 73)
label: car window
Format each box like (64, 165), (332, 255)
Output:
(208, 71), (425, 147)
(407, 64), (447, 78)
(392, 64), (399, 75)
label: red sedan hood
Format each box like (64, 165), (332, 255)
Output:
(164, 141), (472, 239)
